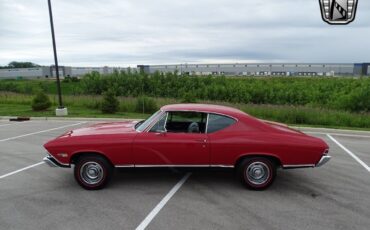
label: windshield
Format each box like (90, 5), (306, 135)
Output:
(135, 110), (162, 132)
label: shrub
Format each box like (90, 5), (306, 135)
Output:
(62, 76), (72, 83)
(81, 71), (103, 94)
(31, 91), (52, 111)
(135, 96), (158, 113)
(181, 92), (197, 103)
(63, 76), (79, 83)
(335, 85), (370, 112)
(101, 89), (119, 114)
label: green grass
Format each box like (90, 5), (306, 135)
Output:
(1, 92), (369, 130)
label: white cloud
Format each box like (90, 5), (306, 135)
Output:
(0, 0), (369, 66)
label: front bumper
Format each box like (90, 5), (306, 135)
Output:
(316, 155), (331, 167)
(43, 155), (70, 168)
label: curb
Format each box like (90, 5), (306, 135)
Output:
(292, 126), (370, 134)
(0, 116), (138, 122)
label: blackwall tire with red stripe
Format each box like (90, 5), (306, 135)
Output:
(238, 157), (276, 190)
(74, 155), (113, 190)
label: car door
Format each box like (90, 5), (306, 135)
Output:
(133, 111), (210, 166)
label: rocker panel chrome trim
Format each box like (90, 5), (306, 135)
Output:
(115, 165), (135, 168)
(282, 164), (315, 169)
(114, 164), (234, 168)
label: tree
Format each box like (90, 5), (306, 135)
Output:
(7, 61), (40, 68)
(181, 92), (197, 103)
(135, 96), (158, 114)
(31, 91), (52, 111)
(101, 89), (119, 114)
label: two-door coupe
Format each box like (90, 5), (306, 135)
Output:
(43, 104), (331, 190)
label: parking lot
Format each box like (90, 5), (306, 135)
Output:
(0, 119), (369, 230)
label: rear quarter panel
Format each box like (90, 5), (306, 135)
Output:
(209, 131), (326, 166)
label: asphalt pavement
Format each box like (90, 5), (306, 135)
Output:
(0, 120), (369, 230)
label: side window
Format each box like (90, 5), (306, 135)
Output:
(150, 113), (167, 132)
(207, 114), (236, 133)
(166, 111), (207, 133)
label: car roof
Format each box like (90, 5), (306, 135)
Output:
(160, 104), (248, 119)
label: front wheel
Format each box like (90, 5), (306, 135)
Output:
(74, 155), (113, 190)
(238, 157), (276, 190)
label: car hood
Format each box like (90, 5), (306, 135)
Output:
(60, 120), (139, 137)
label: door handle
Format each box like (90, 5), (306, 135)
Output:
(195, 139), (207, 143)
(155, 131), (166, 136)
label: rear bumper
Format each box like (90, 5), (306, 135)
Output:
(43, 155), (70, 168)
(316, 155), (331, 167)
(283, 154), (331, 169)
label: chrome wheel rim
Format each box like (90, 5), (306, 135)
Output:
(246, 162), (270, 185)
(80, 161), (104, 185)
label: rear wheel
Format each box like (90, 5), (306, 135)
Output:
(74, 155), (113, 190)
(238, 157), (276, 190)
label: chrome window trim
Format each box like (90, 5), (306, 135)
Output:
(146, 110), (208, 134)
(163, 112), (169, 132)
(141, 109), (239, 134)
(206, 113), (237, 134)
(163, 109), (239, 122)
(136, 110), (163, 133)
(145, 111), (168, 133)
(205, 113), (210, 134)
(142, 110), (163, 132)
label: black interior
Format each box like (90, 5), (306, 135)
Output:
(165, 112), (207, 133)
(166, 121), (206, 133)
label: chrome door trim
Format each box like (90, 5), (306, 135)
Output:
(115, 165), (135, 168)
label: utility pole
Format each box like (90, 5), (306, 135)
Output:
(47, 0), (68, 116)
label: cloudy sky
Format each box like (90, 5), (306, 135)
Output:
(0, 0), (369, 67)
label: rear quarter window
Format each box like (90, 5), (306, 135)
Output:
(207, 114), (236, 133)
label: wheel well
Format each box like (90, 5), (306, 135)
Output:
(70, 152), (113, 167)
(235, 154), (282, 169)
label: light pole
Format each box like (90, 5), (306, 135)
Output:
(47, 0), (68, 116)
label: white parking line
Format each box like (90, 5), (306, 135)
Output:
(0, 162), (44, 179)
(136, 173), (192, 230)
(327, 134), (370, 173)
(0, 124), (13, 127)
(0, 121), (87, 142)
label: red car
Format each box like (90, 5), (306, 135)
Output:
(43, 104), (330, 190)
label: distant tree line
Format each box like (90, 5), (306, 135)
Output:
(0, 61), (41, 69)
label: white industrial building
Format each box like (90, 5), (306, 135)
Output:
(0, 63), (369, 79)
(140, 63), (369, 76)
(0, 66), (136, 79)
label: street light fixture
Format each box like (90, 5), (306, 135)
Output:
(47, 0), (68, 116)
